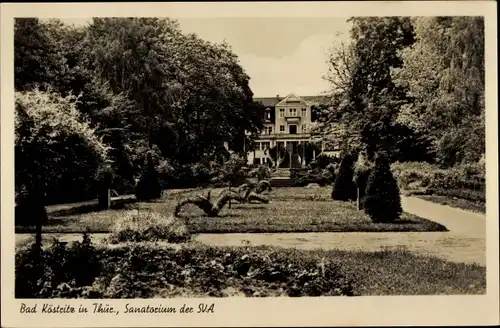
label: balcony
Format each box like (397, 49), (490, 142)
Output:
(284, 115), (301, 123)
(256, 132), (311, 140)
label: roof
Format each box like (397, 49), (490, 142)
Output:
(254, 94), (331, 107)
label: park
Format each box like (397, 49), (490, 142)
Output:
(14, 17), (486, 298)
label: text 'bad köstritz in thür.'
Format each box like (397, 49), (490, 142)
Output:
(20, 302), (216, 315)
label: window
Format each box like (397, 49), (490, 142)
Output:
(280, 125), (285, 132)
(289, 108), (297, 116)
(262, 142), (270, 150)
(301, 108), (307, 116)
(279, 108), (285, 117)
(302, 124), (307, 132)
(266, 112), (271, 120)
(266, 126), (273, 135)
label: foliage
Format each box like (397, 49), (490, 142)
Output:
(331, 153), (357, 201)
(135, 153), (163, 201)
(353, 151), (374, 206)
(392, 17), (485, 166)
(107, 211), (191, 244)
(14, 18), (265, 204)
(249, 165), (272, 181)
(17, 239), (484, 297)
(364, 153), (402, 223)
(292, 168), (335, 187)
(327, 18), (416, 160)
(15, 232), (100, 298)
(391, 161), (485, 194)
(174, 188), (269, 218)
(213, 153), (248, 187)
(321, 17), (484, 166)
(15, 90), (110, 207)
(236, 180), (272, 200)
(16, 240), (357, 298)
(85, 18), (264, 164)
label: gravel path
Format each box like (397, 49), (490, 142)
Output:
(15, 196), (486, 266)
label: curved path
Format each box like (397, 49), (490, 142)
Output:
(198, 196), (486, 265)
(15, 196), (486, 266)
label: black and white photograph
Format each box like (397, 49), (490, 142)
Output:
(1, 1), (498, 327)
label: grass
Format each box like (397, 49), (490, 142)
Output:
(324, 247), (485, 295)
(15, 187), (447, 234)
(416, 194), (486, 214)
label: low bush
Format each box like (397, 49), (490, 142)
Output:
(15, 238), (355, 298)
(293, 168), (334, 187)
(15, 232), (101, 298)
(107, 211), (191, 244)
(391, 161), (485, 195)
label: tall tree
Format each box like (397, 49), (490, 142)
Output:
(85, 18), (264, 166)
(392, 17), (485, 166)
(321, 18), (418, 162)
(15, 90), (109, 247)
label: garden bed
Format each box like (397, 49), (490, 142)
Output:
(15, 238), (485, 298)
(15, 187), (447, 234)
(391, 161), (486, 213)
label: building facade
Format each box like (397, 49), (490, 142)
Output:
(247, 93), (338, 168)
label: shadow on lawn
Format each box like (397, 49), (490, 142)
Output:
(49, 197), (137, 217)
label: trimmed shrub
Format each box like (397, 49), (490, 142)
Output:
(364, 153), (402, 223)
(107, 210), (191, 244)
(135, 153), (162, 201)
(331, 154), (357, 201)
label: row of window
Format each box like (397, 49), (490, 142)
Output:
(260, 124), (309, 137)
(278, 108), (307, 117)
(255, 141), (271, 151)
(280, 124), (307, 133)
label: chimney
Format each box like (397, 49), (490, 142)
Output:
(276, 94), (280, 101)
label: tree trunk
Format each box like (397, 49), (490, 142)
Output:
(228, 182), (232, 209)
(357, 187), (360, 210)
(98, 188), (111, 210)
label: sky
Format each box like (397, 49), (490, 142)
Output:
(57, 17), (352, 97)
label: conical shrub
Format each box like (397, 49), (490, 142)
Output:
(363, 152), (402, 223)
(331, 153), (357, 201)
(135, 153), (162, 201)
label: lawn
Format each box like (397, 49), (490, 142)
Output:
(16, 240), (485, 297)
(15, 187), (447, 234)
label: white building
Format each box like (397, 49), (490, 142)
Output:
(247, 93), (339, 168)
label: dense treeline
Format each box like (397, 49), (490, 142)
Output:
(319, 17), (485, 167)
(15, 18), (264, 206)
